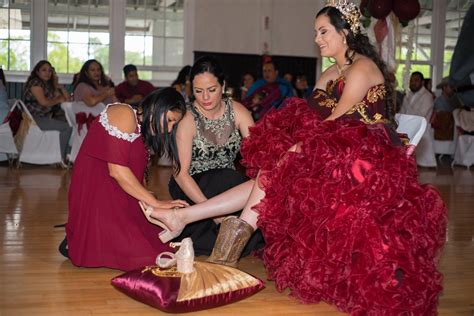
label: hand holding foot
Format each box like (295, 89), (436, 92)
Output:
(138, 201), (186, 243)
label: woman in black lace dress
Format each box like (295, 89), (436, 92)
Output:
(167, 56), (264, 255)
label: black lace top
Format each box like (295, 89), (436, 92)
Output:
(189, 98), (241, 175)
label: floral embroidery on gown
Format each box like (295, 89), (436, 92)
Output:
(240, 77), (447, 315)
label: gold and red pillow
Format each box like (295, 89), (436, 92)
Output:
(111, 261), (264, 313)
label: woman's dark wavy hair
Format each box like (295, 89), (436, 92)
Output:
(74, 59), (111, 89)
(26, 60), (54, 87)
(140, 87), (186, 174)
(316, 6), (396, 125)
(171, 65), (192, 87)
(189, 55), (226, 102)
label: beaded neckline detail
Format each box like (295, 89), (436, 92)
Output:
(99, 103), (141, 142)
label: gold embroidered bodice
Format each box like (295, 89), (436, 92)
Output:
(309, 76), (387, 124)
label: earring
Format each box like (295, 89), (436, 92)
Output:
(328, 57), (336, 64)
(343, 37), (347, 44)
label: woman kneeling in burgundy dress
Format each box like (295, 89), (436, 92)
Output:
(66, 87), (188, 271)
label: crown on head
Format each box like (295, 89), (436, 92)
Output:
(325, 0), (362, 35)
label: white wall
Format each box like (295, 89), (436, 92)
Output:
(192, 0), (322, 58)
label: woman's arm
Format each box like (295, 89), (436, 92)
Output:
(173, 112), (209, 204)
(106, 104), (187, 208)
(325, 59), (384, 121)
(233, 101), (255, 137)
(109, 163), (187, 208)
(76, 83), (115, 107)
(30, 86), (66, 107)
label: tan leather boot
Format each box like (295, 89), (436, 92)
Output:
(207, 216), (254, 267)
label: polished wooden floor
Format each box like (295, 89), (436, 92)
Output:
(0, 161), (473, 315)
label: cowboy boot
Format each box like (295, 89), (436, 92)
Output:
(207, 216), (254, 268)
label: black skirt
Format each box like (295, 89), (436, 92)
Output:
(168, 168), (265, 256)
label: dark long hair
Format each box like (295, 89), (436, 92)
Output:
(26, 60), (54, 87)
(0, 68), (6, 86)
(316, 6), (395, 125)
(171, 65), (192, 87)
(74, 59), (111, 89)
(189, 56), (226, 102)
(140, 87), (186, 174)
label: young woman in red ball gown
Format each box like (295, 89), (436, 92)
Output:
(144, 3), (447, 314)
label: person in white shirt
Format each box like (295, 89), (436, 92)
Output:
(400, 71), (434, 120)
(400, 71), (437, 167)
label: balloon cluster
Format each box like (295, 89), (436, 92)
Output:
(360, 0), (421, 27)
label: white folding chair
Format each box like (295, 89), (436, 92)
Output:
(395, 113), (427, 146)
(433, 126), (457, 157)
(9, 99), (62, 165)
(396, 113), (436, 167)
(61, 101), (105, 162)
(0, 121), (18, 161)
(0, 99), (18, 163)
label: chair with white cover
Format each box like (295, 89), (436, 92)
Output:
(395, 113), (427, 156)
(62, 101), (105, 162)
(433, 122), (457, 158)
(0, 99), (17, 163)
(0, 121), (18, 162)
(451, 108), (474, 169)
(396, 113), (436, 167)
(10, 99), (62, 165)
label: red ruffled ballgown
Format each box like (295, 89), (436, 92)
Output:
(240, 77), (447, 315)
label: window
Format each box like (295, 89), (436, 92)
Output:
(395, 0), (433, 86)
(47, 0), (110, 74)
(0, 0), (31, 71)
(125, 0), (184, 79)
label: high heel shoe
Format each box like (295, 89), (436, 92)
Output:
(138, 201), (183, 243)
(156, 237), (195, 274)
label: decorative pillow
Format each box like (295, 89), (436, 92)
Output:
(111, 261), (265, 313)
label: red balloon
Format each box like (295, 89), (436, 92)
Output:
(374, 18), (388, 43)
(368, 0), (393, 19)
(393, 0), (421, 21)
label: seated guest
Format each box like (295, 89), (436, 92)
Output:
(243, 60), (294, 119)
(424, 78), (436, 100)
(0, 68), (8, 121)
(431, 77), (463, 141)
(400, 72), (434, 120)
(294, 73), (313, 99)
(115, 64), (155, 106)
(171, 65), (192, 102)
(434, 77), (462, 113)
(283, 72), (298, 96)
(239, 72), (255, 101)
(400, 71), (436, 167)
(23, 60), (72, 160)
(0, 68), (9, 162)
(73, 59), (117, 108)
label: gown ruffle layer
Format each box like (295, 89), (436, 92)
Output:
(240, 97), (447, 315)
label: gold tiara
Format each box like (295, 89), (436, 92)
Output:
(325, 0), (362, 35)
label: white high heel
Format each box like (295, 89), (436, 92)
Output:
(156, 237), (195, 274)
(138, 201), (183, 243)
